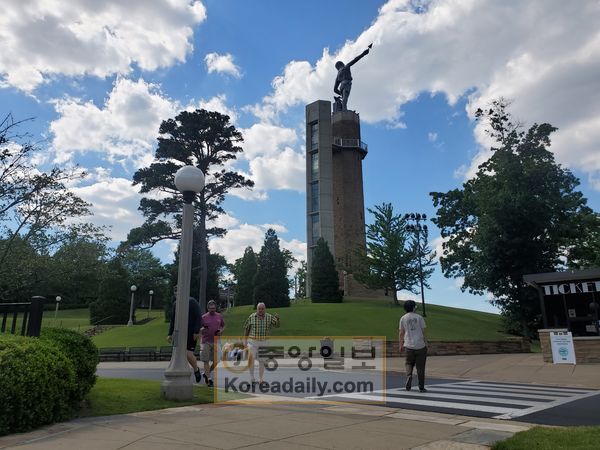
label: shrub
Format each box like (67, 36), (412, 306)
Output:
(41, 328), (99, 402)
(0, 335), (76, 436)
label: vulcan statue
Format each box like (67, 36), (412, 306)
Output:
(333, 43), (372, 112)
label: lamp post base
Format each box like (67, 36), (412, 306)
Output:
(161, 368), (193, 400)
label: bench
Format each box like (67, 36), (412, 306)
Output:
(127, 346), (157, 361)
(99, 347), (127, 362)
(158, 345), (173, 361)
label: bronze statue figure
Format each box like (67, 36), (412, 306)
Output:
(333, 43), (372, 112)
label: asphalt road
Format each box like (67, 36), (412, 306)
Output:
(96, 366), (600, 426)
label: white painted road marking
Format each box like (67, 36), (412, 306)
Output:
(312, 380), (599, 420)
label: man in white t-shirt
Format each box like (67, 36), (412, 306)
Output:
(399, 300), (428, 392)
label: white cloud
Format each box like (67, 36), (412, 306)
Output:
(50, 78), (176, 166)
(428, 132), (438, 143)
(241, 123), (298, 159)
(246, 147), (305, 195)
(204, 52), (242, 78)
(209, 221), (306, 269)
(189, 94), (239, 123)
(0, 0), (206, 92)
(250, 0), (600, 187)
(70, 176), (143, 241)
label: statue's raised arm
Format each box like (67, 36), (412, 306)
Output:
(333, 43), (372, 112)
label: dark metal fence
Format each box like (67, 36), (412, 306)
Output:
(0, 296), (45, 337)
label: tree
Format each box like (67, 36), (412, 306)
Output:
(0, 236), (49, 302)
(89, 257), (131, 325)
(295, 260), (307, 299)
(206, 251), (228, 303)
(47, 234), (110, 306)
(310, 238), (342, 303)
(254, 229), (290, 308)
(354, 203), (431, 304)
(565, 210), (600, 269)
(118, 247), (170, 311)
(430, 99), (593, 337)
(233, 246), (258, 306)
(125, 109), (253, 313)
(0, 114), (102, 273)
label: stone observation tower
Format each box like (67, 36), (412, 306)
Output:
(305, 44), (382, 298)
(305, 102), (373, 297)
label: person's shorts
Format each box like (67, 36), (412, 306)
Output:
(247, 340), (267, 363)
(200, 343), (215, 362)
(186, 333), (197, 352)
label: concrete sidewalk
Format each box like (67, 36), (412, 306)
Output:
(3, 352), (595, 449)
(99, 352), (600, 389)
(386, 353), (600, 389)
(0, 401), (532, 449)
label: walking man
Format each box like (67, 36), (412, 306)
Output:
(200, 300), (225, 387)
(399, 300), (428, 392)
(243, 302), (280, 384)
(167, 295), (202, 383)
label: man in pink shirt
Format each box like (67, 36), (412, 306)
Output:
(200, 300), (225, 387)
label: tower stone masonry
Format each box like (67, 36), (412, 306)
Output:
(305, 100), (383, 298)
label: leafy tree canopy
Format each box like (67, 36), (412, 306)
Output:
(430, 99), (593, 336)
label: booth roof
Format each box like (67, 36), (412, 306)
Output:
(524, 268), (600, 286)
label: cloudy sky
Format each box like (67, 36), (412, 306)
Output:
(1, 0), (599, 313)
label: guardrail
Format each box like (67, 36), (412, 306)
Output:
(0, 296), (45, 337)
(332, 137), (368, 151)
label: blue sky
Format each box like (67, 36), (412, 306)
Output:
(2, 0), (600, 313)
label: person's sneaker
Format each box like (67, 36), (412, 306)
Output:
(419, 388), (428, 393)
(405, 375), (412, 391)
(203, 372), (209, 385)
(207, 379), (214, 387)
(194, 369), (202, 383)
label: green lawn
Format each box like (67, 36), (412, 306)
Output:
(80, 377), (243, 417)
(44, 307), (94, 331)
(92, 297), (512, 348)
(92, 310), (169, 347)
(493, 426), (600, 450)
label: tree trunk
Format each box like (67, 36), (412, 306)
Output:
(197, 193), (208, 314)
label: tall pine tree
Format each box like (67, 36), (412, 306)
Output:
(125, 109), (253, 313)
(311, 237), (342, 303)
(233, 246), (257, 306)
(253, 229), (290, 308)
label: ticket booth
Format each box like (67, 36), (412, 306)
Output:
(524, 268), (600, 363)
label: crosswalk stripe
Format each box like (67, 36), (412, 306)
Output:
(461, 381), (595, 394)
(384, 389), (542, 406)
(427, 386), (566, 400)
(441, 384), (577, 397)
(332, 393), (517, 414)
(494, 389), (600, 420)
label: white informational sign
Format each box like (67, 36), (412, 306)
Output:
(550, 331), (576, 364)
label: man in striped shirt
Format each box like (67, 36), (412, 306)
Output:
(243, 302), (280, 383)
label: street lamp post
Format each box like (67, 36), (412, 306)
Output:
(148, 290), (154, 318)
(161, 165), (205, 401)
(128, 285), (137, 326)
(54, 296), (61, 324)
(405, 213), (428, 317)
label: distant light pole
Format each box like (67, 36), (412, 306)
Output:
(148, 290), (154, 318)
(161, 165), (205, 401)
(405, 213), (428, 317)
(128, 285), (137, 326)
(54, 296), (62, 323)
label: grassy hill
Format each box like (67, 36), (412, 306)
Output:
(91, 297), (512, 348)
